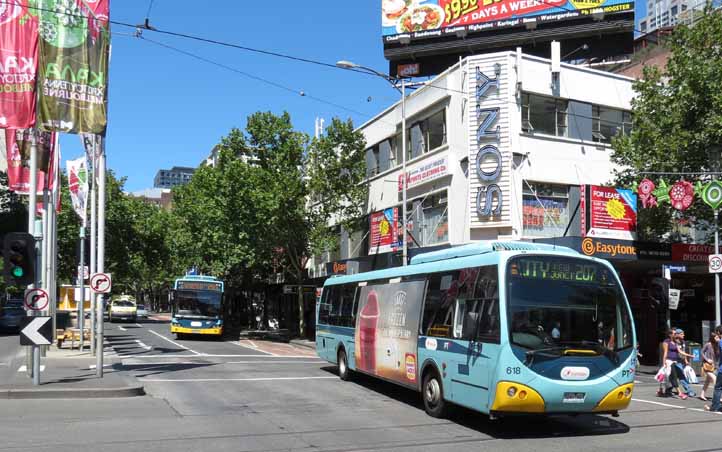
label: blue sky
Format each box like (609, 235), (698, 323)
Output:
(60, 1), (396, 192)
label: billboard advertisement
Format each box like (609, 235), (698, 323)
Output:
(582, 185), (637, 241)
(369, 208), (401, 255)
(4, 128), (55, 195)
(382, 0), (634, 42)
(355, 280), (426, 387)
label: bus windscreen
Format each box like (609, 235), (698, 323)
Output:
(175, 290), (221, 317)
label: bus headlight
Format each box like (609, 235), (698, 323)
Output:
(492, 382), (545, 413)
(594, 383), (634, 412)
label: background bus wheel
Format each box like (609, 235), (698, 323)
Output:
(422, 371), (448, 418)
(338, 349), (351, 381)
(176, 333), (184, 340)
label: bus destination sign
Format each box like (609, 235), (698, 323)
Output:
(510, 258), (610, 285)
(177, 281), (222, 292)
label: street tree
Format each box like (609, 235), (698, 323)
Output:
(612, 8), (722, 240)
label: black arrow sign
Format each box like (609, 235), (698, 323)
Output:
(20, 316), (53, 346)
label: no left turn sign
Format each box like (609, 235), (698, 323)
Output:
(24, 288), (49, 311)
(709, 254), (722, 274)
(90, 273), (112, 293)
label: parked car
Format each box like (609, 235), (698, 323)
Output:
(136, 304), (148, 318)
(108, 298), (137, 323)
(0, 303), (26, 332)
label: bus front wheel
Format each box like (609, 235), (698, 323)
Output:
(338, 349), (352, 381)
(422, 371), (448, 418)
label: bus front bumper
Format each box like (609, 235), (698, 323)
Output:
(490, 381), (634, 414)
(171, 325), (223, 335)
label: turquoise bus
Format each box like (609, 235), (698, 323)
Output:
(316, 241), (636, 419)
(170, 275), (224, 338)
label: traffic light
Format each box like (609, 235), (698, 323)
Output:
(2, 232), (35, 286)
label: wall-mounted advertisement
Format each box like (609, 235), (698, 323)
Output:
(382, 0), (634, 42)
(582, 185), (637, 241)
(369, 208), (401, 255)
(355, 280), (426, 387)
(397, 153), (449, 192)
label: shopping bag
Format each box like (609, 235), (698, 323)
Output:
(684, 365), (698, 384)
(655, 367), (666, 383)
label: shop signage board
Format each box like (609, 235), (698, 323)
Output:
(369, 208), (401, 255)
(468, 56), (511, 229)
(581, 185), (637, 241)
(535, 237), (673, 261)
(671, 244), (714, 263)
(398, 153), (449, 192)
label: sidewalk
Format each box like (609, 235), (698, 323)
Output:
(0, 346), (144, 399)
(289, 338), (315, 350)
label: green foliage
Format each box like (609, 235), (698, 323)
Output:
(612, 8), (722, 240)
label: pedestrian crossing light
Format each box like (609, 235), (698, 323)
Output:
(2, 232), (35, 286)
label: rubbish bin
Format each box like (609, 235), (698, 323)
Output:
(687, 341), (702, 376)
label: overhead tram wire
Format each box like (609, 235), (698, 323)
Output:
(138, 36), (385, 123)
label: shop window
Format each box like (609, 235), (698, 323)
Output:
(521, 93), (568, 137)
(522, 182), (570, 238)
(422, 266), (500, 342)
(407, 109), (447, 161)
(407, 191), (448, 248)
(592, 106), (632, 144)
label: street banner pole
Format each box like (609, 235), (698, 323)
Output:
(89, 167), (97, 355)
(96, 149), (106, 377)
(78, 226), (85, 351)
(40, 188), (49, 358)
(28, 135), (40, 385)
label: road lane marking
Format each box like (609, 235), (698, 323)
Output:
(140, 376), (338, 382)
(88, 364), (114, 370)
(118, 326), (127, 331)
(633, 398), (722, 414)
(17, 365), (45, 372)
(227, 340), (275, 356)
(135, 323), (142, 327)
(148, 329), (201, 355)
(135, 339), (152, 350)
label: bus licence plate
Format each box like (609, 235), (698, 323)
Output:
(563, 392), (586, 403)
(191, 321), (202, 327)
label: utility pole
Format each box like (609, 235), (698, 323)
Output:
(96, 147), (106, 376)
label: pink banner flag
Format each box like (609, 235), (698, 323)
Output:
(5, 128), (55, 194)
(0, 1), (38, 129)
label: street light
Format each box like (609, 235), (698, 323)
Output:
(336, 60), (409, 266)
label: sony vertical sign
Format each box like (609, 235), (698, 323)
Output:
(469, 56), (510, 228)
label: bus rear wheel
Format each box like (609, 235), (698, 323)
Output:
(422, 371), (448, 418)
(338, 349), (352, 381)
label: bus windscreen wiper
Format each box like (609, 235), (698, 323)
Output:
(524, 346), (567, 366)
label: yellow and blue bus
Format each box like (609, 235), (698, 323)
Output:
(316, 241), (636, 419)
(170, 275), (224, 338)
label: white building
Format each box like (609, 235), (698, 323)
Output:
(316, 50), (634, 276)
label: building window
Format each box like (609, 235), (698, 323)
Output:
(640, 20), (647, 32)
(522, 93), (568, 137)
(592, 106), (632, 143)
(671, 5), (678, 15)
(408, 191), (449, 247)
(407, 109), (446, 161)
(522, 182), (570, 238)
(365, 137), (397, 178)
(365, 147), (379, 177)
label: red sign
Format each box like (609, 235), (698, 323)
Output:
(5, 129), (55, 195)
(0, 1), (38, 128)
(672, 244), (714, 263)
(369, 208), (400, 255)
(584, 185), (637, 241)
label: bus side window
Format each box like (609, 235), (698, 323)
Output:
(338, 284), (357, 327)
(422, 272), (458, 338)
(329, 286), (343, 326)
(318, 287), (332, 325)
(474, 266), (500, 343)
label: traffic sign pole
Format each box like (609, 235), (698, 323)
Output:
(96, 149), (106, 378)
(78, 227), (85, 351)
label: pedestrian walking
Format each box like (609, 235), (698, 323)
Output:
(658, 328), (682, 397)
(700, 331), (719, 401)
(705, 326), (722, 412)
(674, 329), (696, 397)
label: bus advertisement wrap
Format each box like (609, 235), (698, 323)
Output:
(381, 0), (634, 41)
(355, 281), (426, 386)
